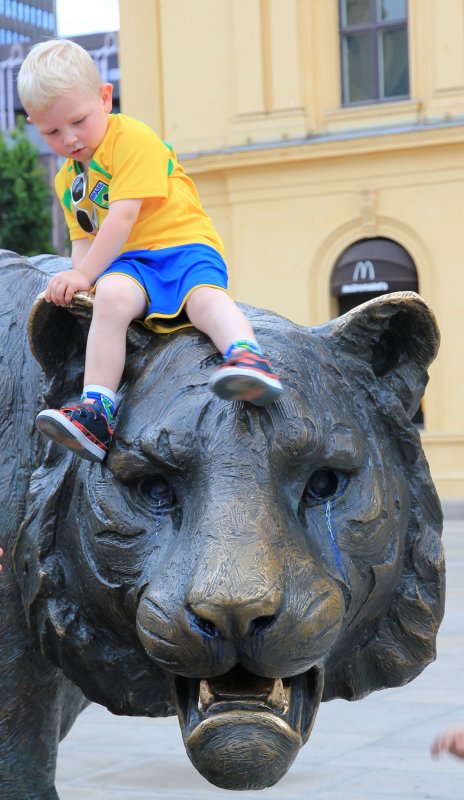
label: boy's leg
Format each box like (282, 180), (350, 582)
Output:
(186, 286), (256, 354)
(36, 275), (147, 461)
(83, 274), (147, 390)
(185, 287), (282, 405)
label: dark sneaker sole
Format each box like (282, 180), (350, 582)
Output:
(36, 409), (108, 462)
(209, 367), (283, 407)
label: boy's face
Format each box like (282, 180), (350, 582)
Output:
(27, 83), (113, 163)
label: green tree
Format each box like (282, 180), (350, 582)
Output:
(0, 120), (53, 256)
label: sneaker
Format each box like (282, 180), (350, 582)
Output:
(209, 351), (283, 406)
(35, 401), (113, 462)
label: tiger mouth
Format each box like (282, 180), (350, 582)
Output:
(173, 663), (323, 751)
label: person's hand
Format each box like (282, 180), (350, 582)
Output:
(431, 727), (464, 760)
(45, 269), (92, 306)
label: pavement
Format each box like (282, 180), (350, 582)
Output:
(56, 514), (464, 800)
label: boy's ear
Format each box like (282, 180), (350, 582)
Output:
(101, 83), (113, 112)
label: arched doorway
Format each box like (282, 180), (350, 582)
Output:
(331, 237), (418, 316)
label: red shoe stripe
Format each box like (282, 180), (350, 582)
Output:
(221, 363), (279, 381)
(228, 354), (265, 365)
(67, 419), (109, 450)
(57, 411), (111, 450)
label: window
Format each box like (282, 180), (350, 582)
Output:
(339, 0), (409, 105)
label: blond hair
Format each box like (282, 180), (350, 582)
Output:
(17, 39), (103, 112)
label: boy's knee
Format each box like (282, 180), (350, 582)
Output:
(187, 286), (223, 311)
(94, 282), (119, 311)
(94, 277), (146, 322)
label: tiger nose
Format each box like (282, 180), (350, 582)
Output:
(187, 591), (282, 641)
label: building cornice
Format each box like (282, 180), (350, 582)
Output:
(180, 118), (464, 173)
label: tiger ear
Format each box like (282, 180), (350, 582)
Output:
(316, 292), (440, 419)
(28, 292), (153, 407)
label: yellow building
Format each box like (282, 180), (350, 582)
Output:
(118, 0), (464, 499)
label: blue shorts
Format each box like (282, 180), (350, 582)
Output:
(94, 243), (229, 333)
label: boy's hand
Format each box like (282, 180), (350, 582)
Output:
(45, 269), (92, 306)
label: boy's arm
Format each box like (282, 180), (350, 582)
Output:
(71, 237), (92, 270)
(45, 198), (143, 306)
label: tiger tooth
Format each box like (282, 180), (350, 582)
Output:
(267, 678), (289, 714)
(198, 680), (215, 712)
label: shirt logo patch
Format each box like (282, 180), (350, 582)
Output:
(90, 180), (109, 209)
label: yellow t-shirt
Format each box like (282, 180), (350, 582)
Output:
(55, 113), (225, 257)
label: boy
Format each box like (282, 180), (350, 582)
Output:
(17, 39), (282, 463)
